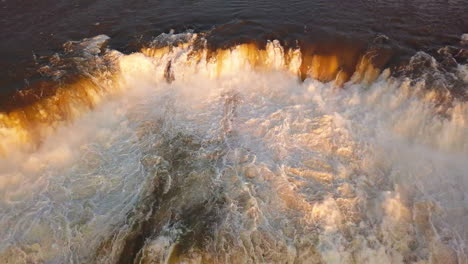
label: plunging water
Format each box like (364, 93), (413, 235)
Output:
(0, 32), (466, 263)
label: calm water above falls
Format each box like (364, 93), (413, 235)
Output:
(0, 1), (467, 264)
(1, 0), (467, 93)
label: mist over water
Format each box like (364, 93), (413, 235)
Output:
(0, 31), (466, 264)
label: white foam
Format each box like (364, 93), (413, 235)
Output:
(0, 35), (467, 263)
(461, 33), (468, 45)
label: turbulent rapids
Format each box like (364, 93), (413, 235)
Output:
(0, 32), (467, 264)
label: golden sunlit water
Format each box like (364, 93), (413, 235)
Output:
(0, 31), (466, 264)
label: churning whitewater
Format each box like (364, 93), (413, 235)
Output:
(0, 32), (467, 264)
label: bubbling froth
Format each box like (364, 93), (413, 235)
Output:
(0, 32), (466, 264)
(0, 32), (389, 155)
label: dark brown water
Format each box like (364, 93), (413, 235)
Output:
(1, 0), (467, 94)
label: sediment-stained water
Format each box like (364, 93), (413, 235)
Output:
(0, 1), (467, 263)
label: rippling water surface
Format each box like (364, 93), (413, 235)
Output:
(2, 0), (467, 92)
(0, 1), (467, 264)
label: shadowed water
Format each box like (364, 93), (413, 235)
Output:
(1, 0), (467, 93)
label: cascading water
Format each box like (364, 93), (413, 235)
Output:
(0, 32), (466, 264)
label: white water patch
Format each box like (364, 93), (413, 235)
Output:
(461, 34), (468, 45)
(0, 54), (162, 263)
(0, 38), (467, 263)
